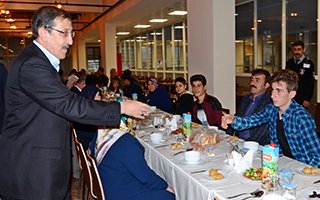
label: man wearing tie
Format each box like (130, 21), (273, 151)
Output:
(286, 40), (315, 109)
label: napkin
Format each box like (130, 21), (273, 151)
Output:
(231, 150), (254, 174)
(165, 118), (178, 131)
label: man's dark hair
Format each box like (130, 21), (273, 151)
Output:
(175, 77), (187, 85)
(32, 6), (72, 39)
(121, 72), (134, 83)
(292, 40), (305, 49)
(85, 74), (99, 85)
(271, 69), (299, 92)
(190, 74), (207, 86)
(252, 69), (271, 84)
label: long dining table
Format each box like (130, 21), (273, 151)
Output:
(136, 111), (320, 200)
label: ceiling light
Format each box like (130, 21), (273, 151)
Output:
(136, 36), (147, 39)
(10, 25), (17, 29)
(290, 12), (298, 17)
(6, 18), (15, 23)
(174, 26), (184, 29)
(235, 13), (239, 16)
(56, 4), (63, 9)
(150, 32), (162, 36)
(27, 31), (33, 35)
(116, 32), (130, 35)
(97, 40), (101, 43)
(257, 19), (262, 23)
(134, 24), (151, 28)
(169, 11), (187, 15)
(149, 19), (168, 23)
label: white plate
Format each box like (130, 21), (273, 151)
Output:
(201, 169), (230, 181)
(178, 157), (210, 166)
(297, 189), (320, 200)
(295, 168), (320, 177)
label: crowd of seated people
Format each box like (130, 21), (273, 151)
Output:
(63, 67), (320, 200)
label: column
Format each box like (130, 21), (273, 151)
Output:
(187, 0), (236, 113)
(99, 22), (117, 77)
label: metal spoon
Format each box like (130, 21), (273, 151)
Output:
(240, 191), (264, 200)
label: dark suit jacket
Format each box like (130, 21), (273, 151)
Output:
(70, 85), (81, 95)
(233, 92), (271, 145)
(286, 57), (315, 104)
(0, 63), (7, 136)
(0, 42), (121, 200)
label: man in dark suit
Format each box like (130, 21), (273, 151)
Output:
(0, 63), (7, 136)
(70, 76), (86, 95)
(0, 6), (150, 200)
(286, 40), (315, 109)
(227, 69), (271, 145)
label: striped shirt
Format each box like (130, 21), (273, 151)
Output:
(231, 100), (320, 167)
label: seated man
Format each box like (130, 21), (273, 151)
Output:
(228, 69), (271, 145)
(190, 74), (222, 126)
(222, 69), (320, 168)
(90, 124), (175, 200)
(121, 71), (143, 101)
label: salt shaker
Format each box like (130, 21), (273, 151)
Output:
(281, 182), (297, 200)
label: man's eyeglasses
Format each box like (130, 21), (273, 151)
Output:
(45, 26), (75, 38)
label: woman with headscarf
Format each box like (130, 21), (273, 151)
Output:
(144, 78), (174, 113)
(89, 121), (175, 200)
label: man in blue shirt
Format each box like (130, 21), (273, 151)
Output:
(222, 69), (320, 167)
(228, 69), (271, 145)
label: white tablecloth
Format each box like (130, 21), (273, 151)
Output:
(137, 116), (320, 200)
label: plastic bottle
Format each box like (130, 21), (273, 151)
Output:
(132, 93), (138, 100)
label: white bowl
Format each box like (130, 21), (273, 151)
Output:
(243, 141), (259, 152)
(150, 106), (157, 113)
(172, 114), (181, 122)
(150, 133), (163, 144)
(184, 151), (201, 164)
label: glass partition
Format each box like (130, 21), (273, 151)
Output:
(235, 1), (254, 73)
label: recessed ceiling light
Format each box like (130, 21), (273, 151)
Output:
(168, 11), (187, 16)
(174, 26), (184, 29)
(150, 32), (162, 35)
(149, 19), (168, 23)
(6, 18), (15, 23)
(134, 24), (151, 28)
(136, 36), (147, 39)
(116, 32), (130, 35)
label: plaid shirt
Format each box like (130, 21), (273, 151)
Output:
(231, 100), (320, 168)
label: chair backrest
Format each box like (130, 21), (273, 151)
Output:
(72, 129), (92, 191)
(86, 150), (106, 200)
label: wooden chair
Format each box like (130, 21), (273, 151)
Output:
(72, 129), (92, 200)
(86, 151), (106, 200)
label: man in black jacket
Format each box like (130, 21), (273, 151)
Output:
(0, 6), (150, 200)
(286, 40), (315, 109)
